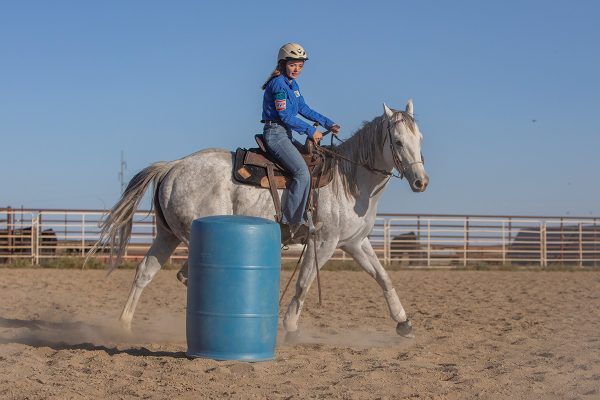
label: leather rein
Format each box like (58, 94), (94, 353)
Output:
(314, 118), (423, 180)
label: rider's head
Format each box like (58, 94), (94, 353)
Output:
(262, 43), (309, 90)
(278, 43), (308, 80)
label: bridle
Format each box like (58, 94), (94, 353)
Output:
(316, 115), (424, 180)
(385, 116), (424, 179)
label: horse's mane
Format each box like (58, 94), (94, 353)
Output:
(334, 110), (416, 198)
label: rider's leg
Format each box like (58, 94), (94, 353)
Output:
(263, 125), (310, 225)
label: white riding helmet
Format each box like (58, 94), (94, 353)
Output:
(277, 43), (309, 63)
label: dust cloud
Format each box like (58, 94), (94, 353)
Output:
(0, 312), (186, 348)
(277, 325), (414, 349)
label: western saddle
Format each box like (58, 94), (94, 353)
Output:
(233, 134), (334, 223)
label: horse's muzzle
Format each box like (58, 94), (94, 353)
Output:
(411, 175), (429, 192)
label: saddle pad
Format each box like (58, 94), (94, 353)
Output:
(233, 147), (334, 190)
(233, 148), (289, 188)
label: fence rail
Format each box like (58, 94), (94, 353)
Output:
(1, 207), (599, 267)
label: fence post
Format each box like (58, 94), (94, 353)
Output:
(427, 219), (431, 267)
(39, 212), (43, 263)
(559, 217), (564, 263)
(384, 220), (390, 266)
(540, 222), (547, 268)
(463, 217), (468, 267)
(502, 221), (506, 265)
(32, 214), (39, 265)
(81, 214), (86, 257)
(508, 217), (512, 265)
(7, 207), (13, 258)
(579, 222), (583, 268)
(595, 218), (598, 268)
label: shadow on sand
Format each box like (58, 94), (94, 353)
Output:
(0, 316), (188, 359)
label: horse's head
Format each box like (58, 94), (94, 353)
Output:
(383, 100), (429, 192)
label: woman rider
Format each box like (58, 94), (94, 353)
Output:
(261, 43), (340, 237)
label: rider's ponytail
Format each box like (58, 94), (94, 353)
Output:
(261, 60), (287, 90)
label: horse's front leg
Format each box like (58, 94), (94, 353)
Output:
(342, 237), (413, 337)
(282, 238), (337, 334)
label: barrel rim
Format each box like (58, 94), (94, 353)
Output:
(192, 215), (279, 226)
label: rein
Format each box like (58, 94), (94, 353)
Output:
(316, 118), (423, 180)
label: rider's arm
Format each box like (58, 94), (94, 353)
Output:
(298, 95), (335, 130)
(270, 82), (317, 138)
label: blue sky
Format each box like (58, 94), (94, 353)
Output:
(1, 1), (599, 216)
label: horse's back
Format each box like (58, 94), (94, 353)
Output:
(156, 147), (276, 240)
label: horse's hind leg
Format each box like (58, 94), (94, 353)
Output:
(176, 261), (188, 286)
(119, 226), (181, 330)
(342, 237), (412, 337)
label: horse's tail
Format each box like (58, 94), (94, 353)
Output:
(86, 160), (174, 272)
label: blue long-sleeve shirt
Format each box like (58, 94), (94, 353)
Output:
(262, 74), (335, 138)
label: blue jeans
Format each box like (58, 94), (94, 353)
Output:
(263, 124), (310, 225)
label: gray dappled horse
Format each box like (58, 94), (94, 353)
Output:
(93, 100), (429, 337)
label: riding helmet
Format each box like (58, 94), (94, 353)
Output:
(277, 43), (309, 63)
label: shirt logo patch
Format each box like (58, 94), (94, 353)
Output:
(294, 90), (300, 97)
(275, 99), (286, 111)
(275, 92), (286, 100)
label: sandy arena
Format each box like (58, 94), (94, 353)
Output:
(1, 268), (599, 399)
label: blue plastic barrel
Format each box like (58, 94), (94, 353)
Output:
(186, 215), (281, 361)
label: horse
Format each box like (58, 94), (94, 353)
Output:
(390, 232), (424, 264)
(92, 100), (429, 337)
(0, 227), (57, 263)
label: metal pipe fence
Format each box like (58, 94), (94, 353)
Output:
(1, 207), (599, 267)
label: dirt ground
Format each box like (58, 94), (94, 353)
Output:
(0, 268), (599, 399)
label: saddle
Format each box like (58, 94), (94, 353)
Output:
(233, 134), (334, 221)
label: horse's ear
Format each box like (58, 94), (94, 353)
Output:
(383, 103), (394, 118)
(406, 99), (414, 116)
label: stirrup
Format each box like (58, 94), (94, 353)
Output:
(305, 211), (322, 236)
(280, 222), (305, 245)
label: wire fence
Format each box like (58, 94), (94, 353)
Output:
(1, 207), (599, 267)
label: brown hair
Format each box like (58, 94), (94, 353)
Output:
(261, 60), (287, 90)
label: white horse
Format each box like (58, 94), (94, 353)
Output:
(94, 100), (429, 337)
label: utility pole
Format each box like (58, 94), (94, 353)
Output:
(119, 151), (127, 194)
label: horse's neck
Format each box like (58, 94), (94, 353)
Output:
(335, 117), (394, 198)
(338, 116), (392, 169)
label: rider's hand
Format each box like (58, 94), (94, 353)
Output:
(312, 130), (323, 143)
(330, 124), (341, 135)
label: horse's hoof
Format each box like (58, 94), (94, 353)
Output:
(176, 271), (188, 287)
(284, 330), (301, 344)
(396, 320), (414, 338)
(119, 320), (133, 334)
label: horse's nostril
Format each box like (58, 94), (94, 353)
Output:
(414, 180), (423, 189)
